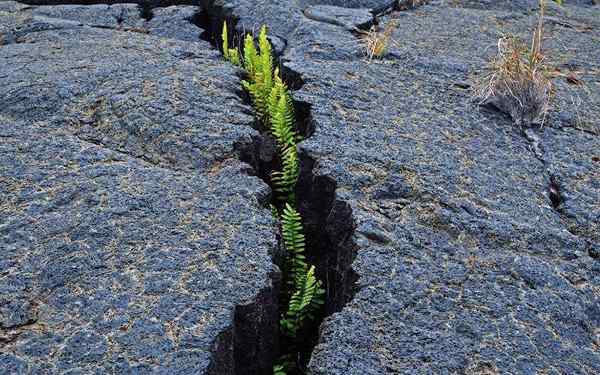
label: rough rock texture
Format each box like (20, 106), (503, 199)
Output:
(2, 0), (600, 374)
(0, 2), (279, 374)
(204, 0), (600, 373)
(17, 0), (196, 6)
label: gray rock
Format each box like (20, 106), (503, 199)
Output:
(17, 0), (196, 6)
(2, 0), (599, 373)
(147, 6), (202, 41)
(30, 4), (145, 28)
(199, 0), (397, 42)
(299, 0), (397, 13)
(1, 3), (278, 374)
(304, 5), (374, 30)
(206, 0), (600, 373)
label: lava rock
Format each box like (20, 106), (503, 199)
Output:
(207, 0), (600, 373)
(0, 3), (278, 374)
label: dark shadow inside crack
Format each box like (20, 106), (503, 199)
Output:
(549, 175), (563, 210)
(137, 1), (153, 21)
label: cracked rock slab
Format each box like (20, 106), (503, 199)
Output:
(1, 3), (278, 374)
(208, 0), (600, 373)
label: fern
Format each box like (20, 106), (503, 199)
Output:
(281, 265), (325, 338)
(268, 71), (296, 149)
(258, 26), (274, 117)
(280, 205), (324, 338)
(243, 33), (259, 78)
(271, 145), (299, 201)
(221, 22), (240, 66)
(221, 24), (325, 347)
(281, 203), (307, 282)
(241, 26), (274, 120)
(266, 71), (299, 200)
(222, 21), (229, 60)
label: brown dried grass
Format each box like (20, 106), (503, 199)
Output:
(475, 0), (553, 126)
(357, 20), (398, 61)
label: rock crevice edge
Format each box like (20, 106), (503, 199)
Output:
(196, 1), (363, 372)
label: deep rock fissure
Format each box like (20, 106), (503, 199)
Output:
(138, 1), (153, 20)
(196, 3), (359, 374)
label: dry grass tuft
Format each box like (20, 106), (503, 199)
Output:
(357, 20), (398, 61)
(474, 0), (553, 126)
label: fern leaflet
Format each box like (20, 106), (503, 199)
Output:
(281, 203), (307, 283)
(221, 22), (240, 66)
(281, 265), (325, 338)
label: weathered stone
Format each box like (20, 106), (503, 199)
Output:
(204, 0), (600, 373)
(147, 6), (202, 41)
(303, 5), (374, 30)
(1, 3), (278, 374)
(30, 3), (145, 28)
(2, 0), (600, 373)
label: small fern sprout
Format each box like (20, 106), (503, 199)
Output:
(258, 25), (274, 82)
(221, 22), (240, 66)
(222, 21), (229, 59)
(281, 265), (325, 338)
(243, 33), (258, 77)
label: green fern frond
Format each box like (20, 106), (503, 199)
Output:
(281, 265), (325, 337)
(243, 33), (259, 77)
(221, 22), (240, 66)
(271, 145), (299, 199)
(268, 71), (296, 150)
(280, 204), (325, 338)
(281, 203), (306, 280)
(268, 75), (299, 200)
(258, 26), (273, 110)
(222, 22), (229, 58)
(241, 26), (275, 120)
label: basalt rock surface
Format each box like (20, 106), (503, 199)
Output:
(1, 0), (600, 374)
(202, 0), (600, 374)
(1, 2), (279, 373)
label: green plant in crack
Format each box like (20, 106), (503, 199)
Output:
(221, 22), (240, 66)
(273, 364), (287, 375)
(280, 203), (325, 338)
(268, 73), (300, 202)
(221, 23), (325, 374)
(242, 26), (274, 121)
